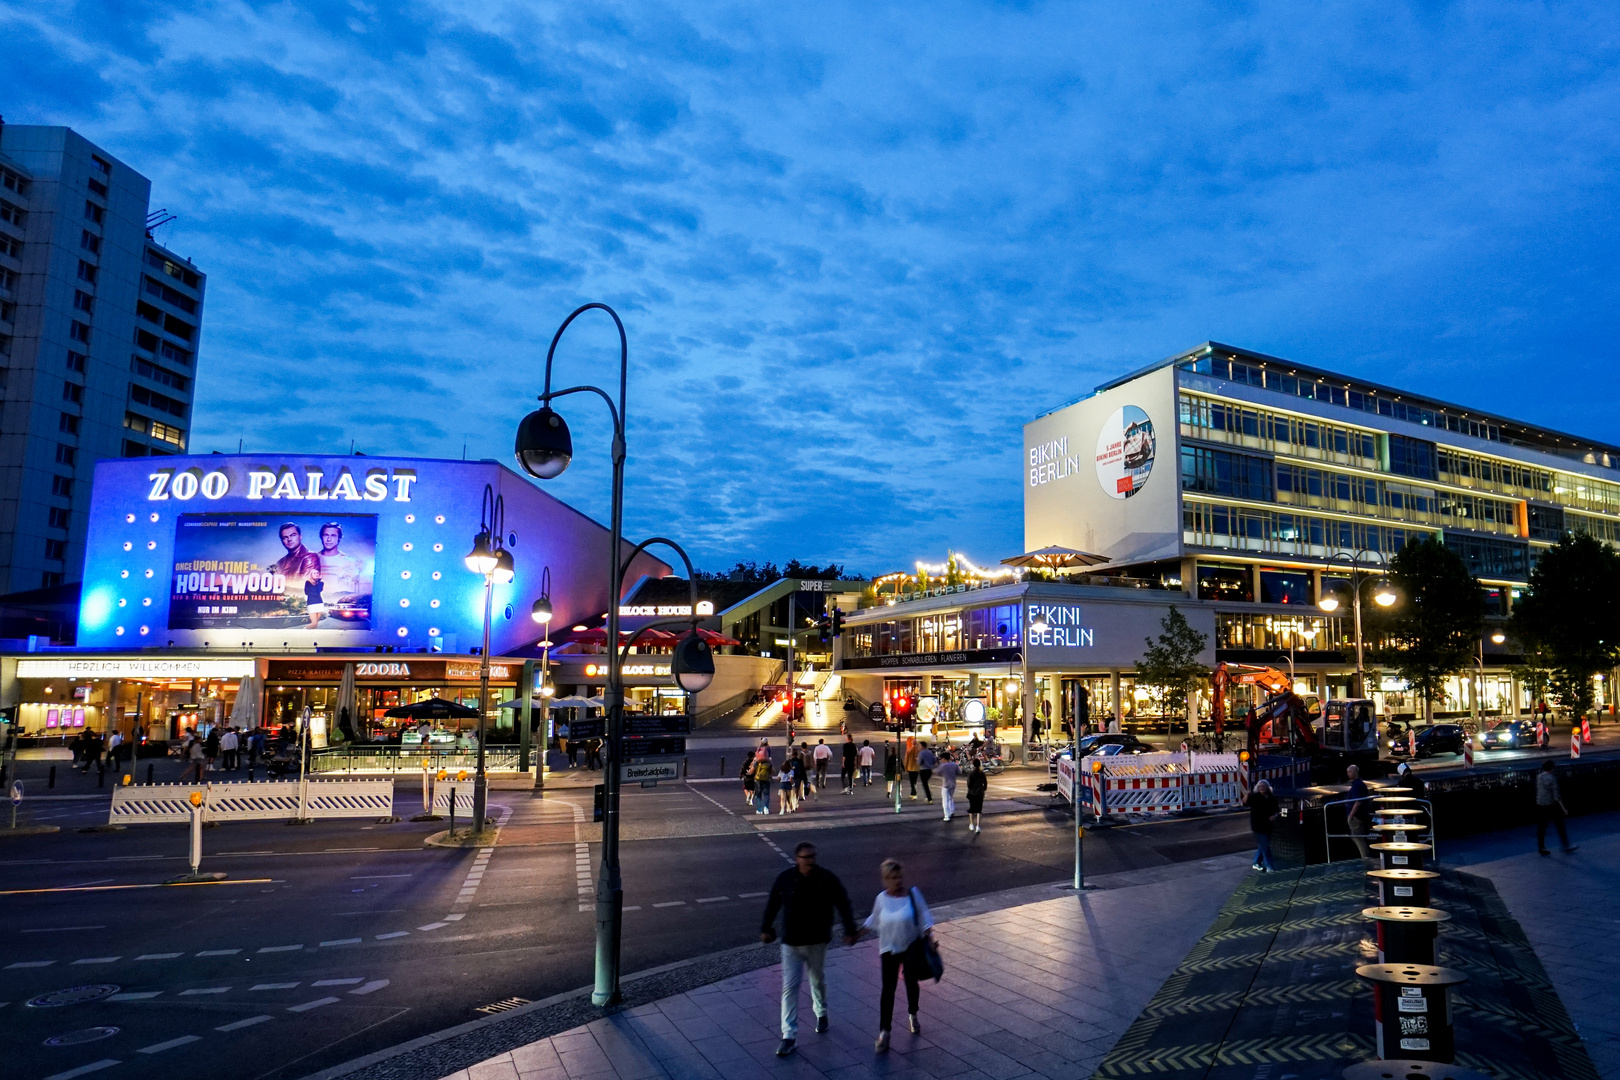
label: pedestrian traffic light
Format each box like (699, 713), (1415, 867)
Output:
(830, 608), (844, 637)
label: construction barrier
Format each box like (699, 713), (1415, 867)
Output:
(1463, 739), (1474, 769)
(1061, 751), (1254, 817)
(1572, 730), (1581, 759)
(432, 785), (477, 815)
(1582, 717), (1592, 744)
(109, 779), (396, 825)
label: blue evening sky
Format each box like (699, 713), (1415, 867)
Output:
(6, 2), (1620, 574)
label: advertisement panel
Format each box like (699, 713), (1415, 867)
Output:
(169, 513), (376, 630)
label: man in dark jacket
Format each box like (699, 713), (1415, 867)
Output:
(760, 842), (858, 1057)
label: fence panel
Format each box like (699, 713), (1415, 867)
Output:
(109, 779), (395, 824)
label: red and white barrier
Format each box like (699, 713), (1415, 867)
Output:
(1572, 729), (1582, 759)
(1463, 738), (1474, 769)
(1582, 717), (1592, 744)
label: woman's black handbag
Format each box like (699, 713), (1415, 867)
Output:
(909, 888), (944, 982)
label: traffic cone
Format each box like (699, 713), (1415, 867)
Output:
(1582, 717), (1592, 744)
(1571, 729), (1581, 759)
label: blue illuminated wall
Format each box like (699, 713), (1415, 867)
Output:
(77, 455), (668, 653)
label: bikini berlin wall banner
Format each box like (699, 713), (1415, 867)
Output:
(1095, 405), (1156, 499)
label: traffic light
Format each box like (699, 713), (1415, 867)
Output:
(830, 608), (844, 637)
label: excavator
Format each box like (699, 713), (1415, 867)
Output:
(1212, 663), (1382, 780)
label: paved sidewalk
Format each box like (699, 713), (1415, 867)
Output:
(1445, 808), (1620, 1079)
(439, 855), (1251, 1080)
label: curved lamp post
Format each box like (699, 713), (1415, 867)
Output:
(513, 303), (649, 1007)
(524, 565), (554, 789)
(1316, 549), (1397, 699)
(464, 484), (514, 834)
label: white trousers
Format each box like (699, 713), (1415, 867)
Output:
(942, 785), (957, 819)
(780, 942), (828, 1038)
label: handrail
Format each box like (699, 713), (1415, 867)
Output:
(1318, 793), (1438, 865)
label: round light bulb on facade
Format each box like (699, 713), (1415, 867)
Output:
(531, 596), (553, 623)
(672, 631), (715, 694)
(514, 406), (573, 479)
(1318, 594), (1341, 613)
(1491, 630), (1506, 644)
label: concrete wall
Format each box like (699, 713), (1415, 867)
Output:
(694, 653), (782, 712)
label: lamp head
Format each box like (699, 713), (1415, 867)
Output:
(464, 530), (497, 576)
(514, 406), (572, 479)
(531, 596), (553, 623)
(1490, 630), (1506, 645)
(1029, 613), (1049, 634)
(672, 630), (716, 694)
(1373, 578), (1398, 607)
(493, 547), (516, 584)
(1317, 593), (1341, 613)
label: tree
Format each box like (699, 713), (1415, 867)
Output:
(1507, 628), (1556, 716)
(1511, 533), (1620, 718)
(1375, 536), (1485, 721)
(1135, 606), (1209, 734)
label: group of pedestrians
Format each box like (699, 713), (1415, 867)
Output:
(760, 841), (940, 1058)
(176, 723), (273, 782)
(741, 736), (994, 830)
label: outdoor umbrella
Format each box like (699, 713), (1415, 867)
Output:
(696, 627), (742, 647)
(1000, 545), (1111, 570)
(549, 694), (607, 710)
(568, 627), (681, 646)
(337, 662), (357, 742)
(229, 675), (260, 729)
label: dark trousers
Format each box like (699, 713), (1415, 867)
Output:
(840, 764), (854, 790)
(907, 770), (919, 796)
(919, 769), (933, 801)
(1536, 804), (1571, 850)
(1348, 815), (1370, 858)
(879, 948), (922, 1030)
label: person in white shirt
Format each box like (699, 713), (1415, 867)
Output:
(857, 740), (876, 786)
(862, 859), (935, 1051)
(220, 726), (240, 770)
(812, 740), (832, 791)
(937, 751), (960, 822)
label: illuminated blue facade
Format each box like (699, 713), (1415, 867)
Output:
(77, 454), (667, 653)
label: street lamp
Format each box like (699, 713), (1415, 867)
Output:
(464, 483), (511, 835)
(523, 566), (554, 789)
(1317, 549), (1397, 699)
(512, 302), (634, 1008)
(1476, 628), (1507, 725)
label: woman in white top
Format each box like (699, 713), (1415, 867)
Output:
(862, 859), (934, 1051)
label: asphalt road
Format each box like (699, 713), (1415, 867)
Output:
(0, 774), (1253, 1080)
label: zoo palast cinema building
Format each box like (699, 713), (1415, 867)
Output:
(835, 342), (1620, 735)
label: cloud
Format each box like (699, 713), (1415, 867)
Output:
(7, 0), (1620, 574)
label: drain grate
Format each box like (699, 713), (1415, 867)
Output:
(476, 996), (532, 1015)
(45, 1027), (122, 1046)
(28, 985), (121, 1009)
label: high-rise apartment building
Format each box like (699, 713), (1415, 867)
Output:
(0, 123), (205, 594)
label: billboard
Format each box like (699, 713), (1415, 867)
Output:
(76, 455), (671, 652)
(170, 513), (377, 630)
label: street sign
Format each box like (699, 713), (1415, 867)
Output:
(624, 714), (690, 736)
(622, 760), (679, 783)
(562, 719), (605, 740)
(868, 702), (886, 722)
(624, 736), (685, 758)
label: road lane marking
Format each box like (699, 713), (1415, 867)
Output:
(139, 1035), (202, 1053)
(42, 1058), (120, 1079)
(257, 944), (302, 953)
(72, 957), (121, 964)
(442, 913), (464, 921)
(0, 879), (273, 897)
(652, 901), (686, 908)
(288, 996), (340, 1012)
(22, 925), (106, 933)
(251, 982), (300, 990)
(108, 991), (163, 1000)
(6, 960), (54, 968)
(623, 905), (642, 911)
(320, 938), (362, 946)
(136, 953), (183, 960)
(180, 987), (229, 995)
(217, 1015), (273, 1031)
(375, 931), (409, 939)
(738, 891), (769, 898)
(418, 922), (448, 931)
(197, 949), (240, 956)
(350, 874), (412, 879)
(323, 847), (380, 852)
(312, 978), (363, 986)
(349, 979), (389, 995)
(217, 851), (273, 856)
(696, 896), (729, 903)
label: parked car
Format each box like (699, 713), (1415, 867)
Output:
(1477, 719), (1531, 750)
(1389, 723), (1467, 759)
(1078, 733), (1157, 756)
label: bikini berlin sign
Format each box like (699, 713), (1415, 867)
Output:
(1027, 603), (1094, 648)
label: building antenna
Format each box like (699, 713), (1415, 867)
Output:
(237, 438), (243, 453)
(350, 439), (356, 455)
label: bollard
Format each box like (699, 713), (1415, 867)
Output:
(1363, 906), (1450, 965)
(1372, 842), (1431, 872)
(1583, 716), (1592, 744)
(187, 790), (205, 877)
(1462, 738), (1473, 769)
(97, 767), (104, 788)
(683, 757), (688, 778)
(449, 786), (457, 836)
(146, 763), (155, 786)
(1571, 729), (1581, 759)
(1368, 868), (1439, 907)
(1355, 963), (1467, 1062)
(720, 755), (726, 777)
(48, 765), (56, 789)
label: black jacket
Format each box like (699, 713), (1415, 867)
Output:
(760, 865), (857, 946)
(1248, 790), (1279, 834)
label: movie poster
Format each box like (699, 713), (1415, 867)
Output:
(170, 514), (377, 630)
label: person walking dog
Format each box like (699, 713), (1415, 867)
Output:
(760, 842), (858, 1058)
(863, 859), (938, 1052)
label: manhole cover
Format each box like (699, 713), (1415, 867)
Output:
(26, 985), (121, 1008)
(45, 1027), (121, 1046)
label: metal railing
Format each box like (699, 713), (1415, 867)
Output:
(1319, 793), (1438, 864)
(306, 745), (521, 775)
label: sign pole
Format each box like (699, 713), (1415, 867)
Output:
(296, 705), (311, 823)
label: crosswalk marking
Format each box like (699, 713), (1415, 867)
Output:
(139, 1035), (201, 1054)
(375, 931), (409, 940)
(180, 987), (229, 995)
(320, 937), (362, 946)
(196, 949), (240, 957)
(108, 991), (162, 1001)
(42, 1058), (120, 1079)
(350, 979), (389, 995)
(5, 960), (53, 968)
(216, 1015), (273, 1031)
(313, 978), (363, 987)
(73, 956), (120, 965)
(137, 953), (182, 960)
(251, 982), (299, 990)
(257, 944), (302, 953)
(288, 996), (340, 1012)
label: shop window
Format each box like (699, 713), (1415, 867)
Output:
(1197, 564), (1252, 602)
(1259, 569), (1311, 605)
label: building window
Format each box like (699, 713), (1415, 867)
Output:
(1443, 532), (1529, 579)
(1526, 503), (1565, 541)
(1258, 569), (1312, 605)
(0, 267), (15, 291)
(70, 319), (91, 343)
(1181, 445), (1274, 501)
(0, 199), (25, 228)
(134, 328), (159, 353)
(55, 443), (76, 466)
(163, 312), (195, 341)
(149, 420), (186, 448)
(1, 165), (28, 194)
(62, 381), (83, 404)
(88, 176), (109, 197)
(66, 350), (86, 373)
(144, 248), (202, 288)
(144, 274), (199, 313)
(42, 571), (64, 588)
(0, 300), (13, 323)
(74, 289), (95, 314)
(131, 355), (190, 391)
(91, 154), (111, 175)
(160, 341), (192, 366)
(130, 383), (187, 417)
(77, 260), (98, 284)
(51, 475), (75, 498)
(1387, 434), (1438, 480)
(80, 230), (101, 254)
(48, 507), (70, 530)
(122, 439), (148, 457)
(84, 199), (105, 224)
(59, 413), (80, 435)
(1197, 564), (1253, 603)
(44, 538), (67, 562)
